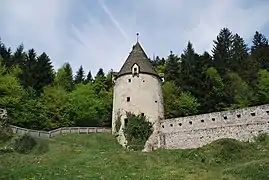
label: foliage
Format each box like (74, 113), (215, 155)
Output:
(0, 26), (269, 131)
(0, 133), (269, 179)
(12, 134), (37, 154)
(0, 109), (13, 143)
(114, 111), (122, 133)
(123, 112), (153, 151)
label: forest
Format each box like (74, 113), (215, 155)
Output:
(0, 27), (269, 131)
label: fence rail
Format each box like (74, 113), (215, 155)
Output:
(9, 125), (111, 138)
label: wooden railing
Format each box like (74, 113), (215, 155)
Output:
(10, 125), (111, 138)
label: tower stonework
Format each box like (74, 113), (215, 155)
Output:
(112, 42), (164, 148)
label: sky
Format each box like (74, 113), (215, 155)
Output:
(0, 0), (269, 75)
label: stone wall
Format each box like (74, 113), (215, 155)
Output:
(157, 104), (269, 149)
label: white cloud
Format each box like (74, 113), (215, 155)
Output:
(0, 0), (269, 75)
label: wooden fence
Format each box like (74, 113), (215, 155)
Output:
(10, 125), (111, 138)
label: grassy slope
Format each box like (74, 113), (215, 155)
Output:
(0, 133), (269, 180)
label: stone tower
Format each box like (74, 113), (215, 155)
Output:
(112, 41), (164, 147)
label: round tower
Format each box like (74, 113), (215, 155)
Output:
(112, 41), (164, 146)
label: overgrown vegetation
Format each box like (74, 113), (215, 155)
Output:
(115, 114), (121, 133)
(0, 27), (269, 130)
(123, 112), (153, 150)
(0, 133), (268, 180)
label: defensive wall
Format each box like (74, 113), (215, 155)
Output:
(156, 104), (269, 149)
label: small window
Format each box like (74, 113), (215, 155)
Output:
(189, 121), (192, 125)
(134, 68), (137, 73)
(155, 100), (157, 103)
(143, 80), (145, 82)
(223, 116), (227, 120)
(179, 123), (182, 126)
(162, 125), (164, 128)
(170, 124), (173, 127)
(127, 97), (130, 102)
(201, 119), (204, 123)
(237, 114), (241, 118)
(128, 79), (131, 82)
(212, 118), (215, 121)
(141, 113), (145, 116)
(266, 111), (269, 115)
(124, 118), (128, 125)
(251, 112), (256, 116)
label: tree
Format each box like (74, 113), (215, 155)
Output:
(230, 33), (249, 76)
(85, 70), (93, 84)
(35, 52), (54, 93)
(0, 57), (26, 122)
(54, 63), (74, 91)
(164, 51), (180, 82)
(251, 31), (268, 52)
(212, 27), (234, 76)
(257, 69), (269, 104)
(226, 72), (255, 109)
(39, 85), (71, 129)
(74, 65), (85, 84)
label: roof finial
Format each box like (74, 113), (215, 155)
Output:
(136, 33), (139, 42)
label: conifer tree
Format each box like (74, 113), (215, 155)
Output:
(164, 51), (180, 82)
(212, 27), (234, 76)
(74, 65), (85, 84)
(85, 70), (93, 84)
(35, 52), (54, 92)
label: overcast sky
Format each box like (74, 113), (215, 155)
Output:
(0, 0), (269, 75)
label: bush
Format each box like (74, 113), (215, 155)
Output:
(123, 112), (153, 151)
(0, 113), (13, 143)
(12, 134), (37, 154)
(254, 133), (267, 143)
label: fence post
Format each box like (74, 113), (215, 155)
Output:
(87, 128), (89, 134)
(78, 127), (80, 134)
(49, 131), (51, 138)
(95, 127), (98, 133)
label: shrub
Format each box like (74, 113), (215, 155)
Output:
(115, 113), (121, 133)
(0, 111), (13, 143)
(12, 134), (37, 154)
(254, 133), (267, 143)
(123, 112), (153, 151)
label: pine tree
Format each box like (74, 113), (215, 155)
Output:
(250, 31), (269, 70)
(85, 70), (93, 84)
(251, 31), (268, 52)
(230, 33), (249, 77)
(20, 49), (38, 89)
(0, 39), (13, 68)
(35, 52), (54, 92)
(74, 65), (85, 84)
(164, 51), (180, 82)
(212, 27), (234, 76)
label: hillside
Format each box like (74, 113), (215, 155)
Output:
(0, 133), (269, 180)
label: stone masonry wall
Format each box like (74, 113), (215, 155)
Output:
(158, 104), (269, 149)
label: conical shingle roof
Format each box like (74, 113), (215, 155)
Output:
(116, 42), (159, 78)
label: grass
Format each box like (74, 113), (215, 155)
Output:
(0, 133), (269, 180)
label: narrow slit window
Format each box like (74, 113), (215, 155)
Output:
(189, 121), (192, 125)
(179, 123), (182, 126)
(127, 97), (130, 102)
(128, 79), (131, 82)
